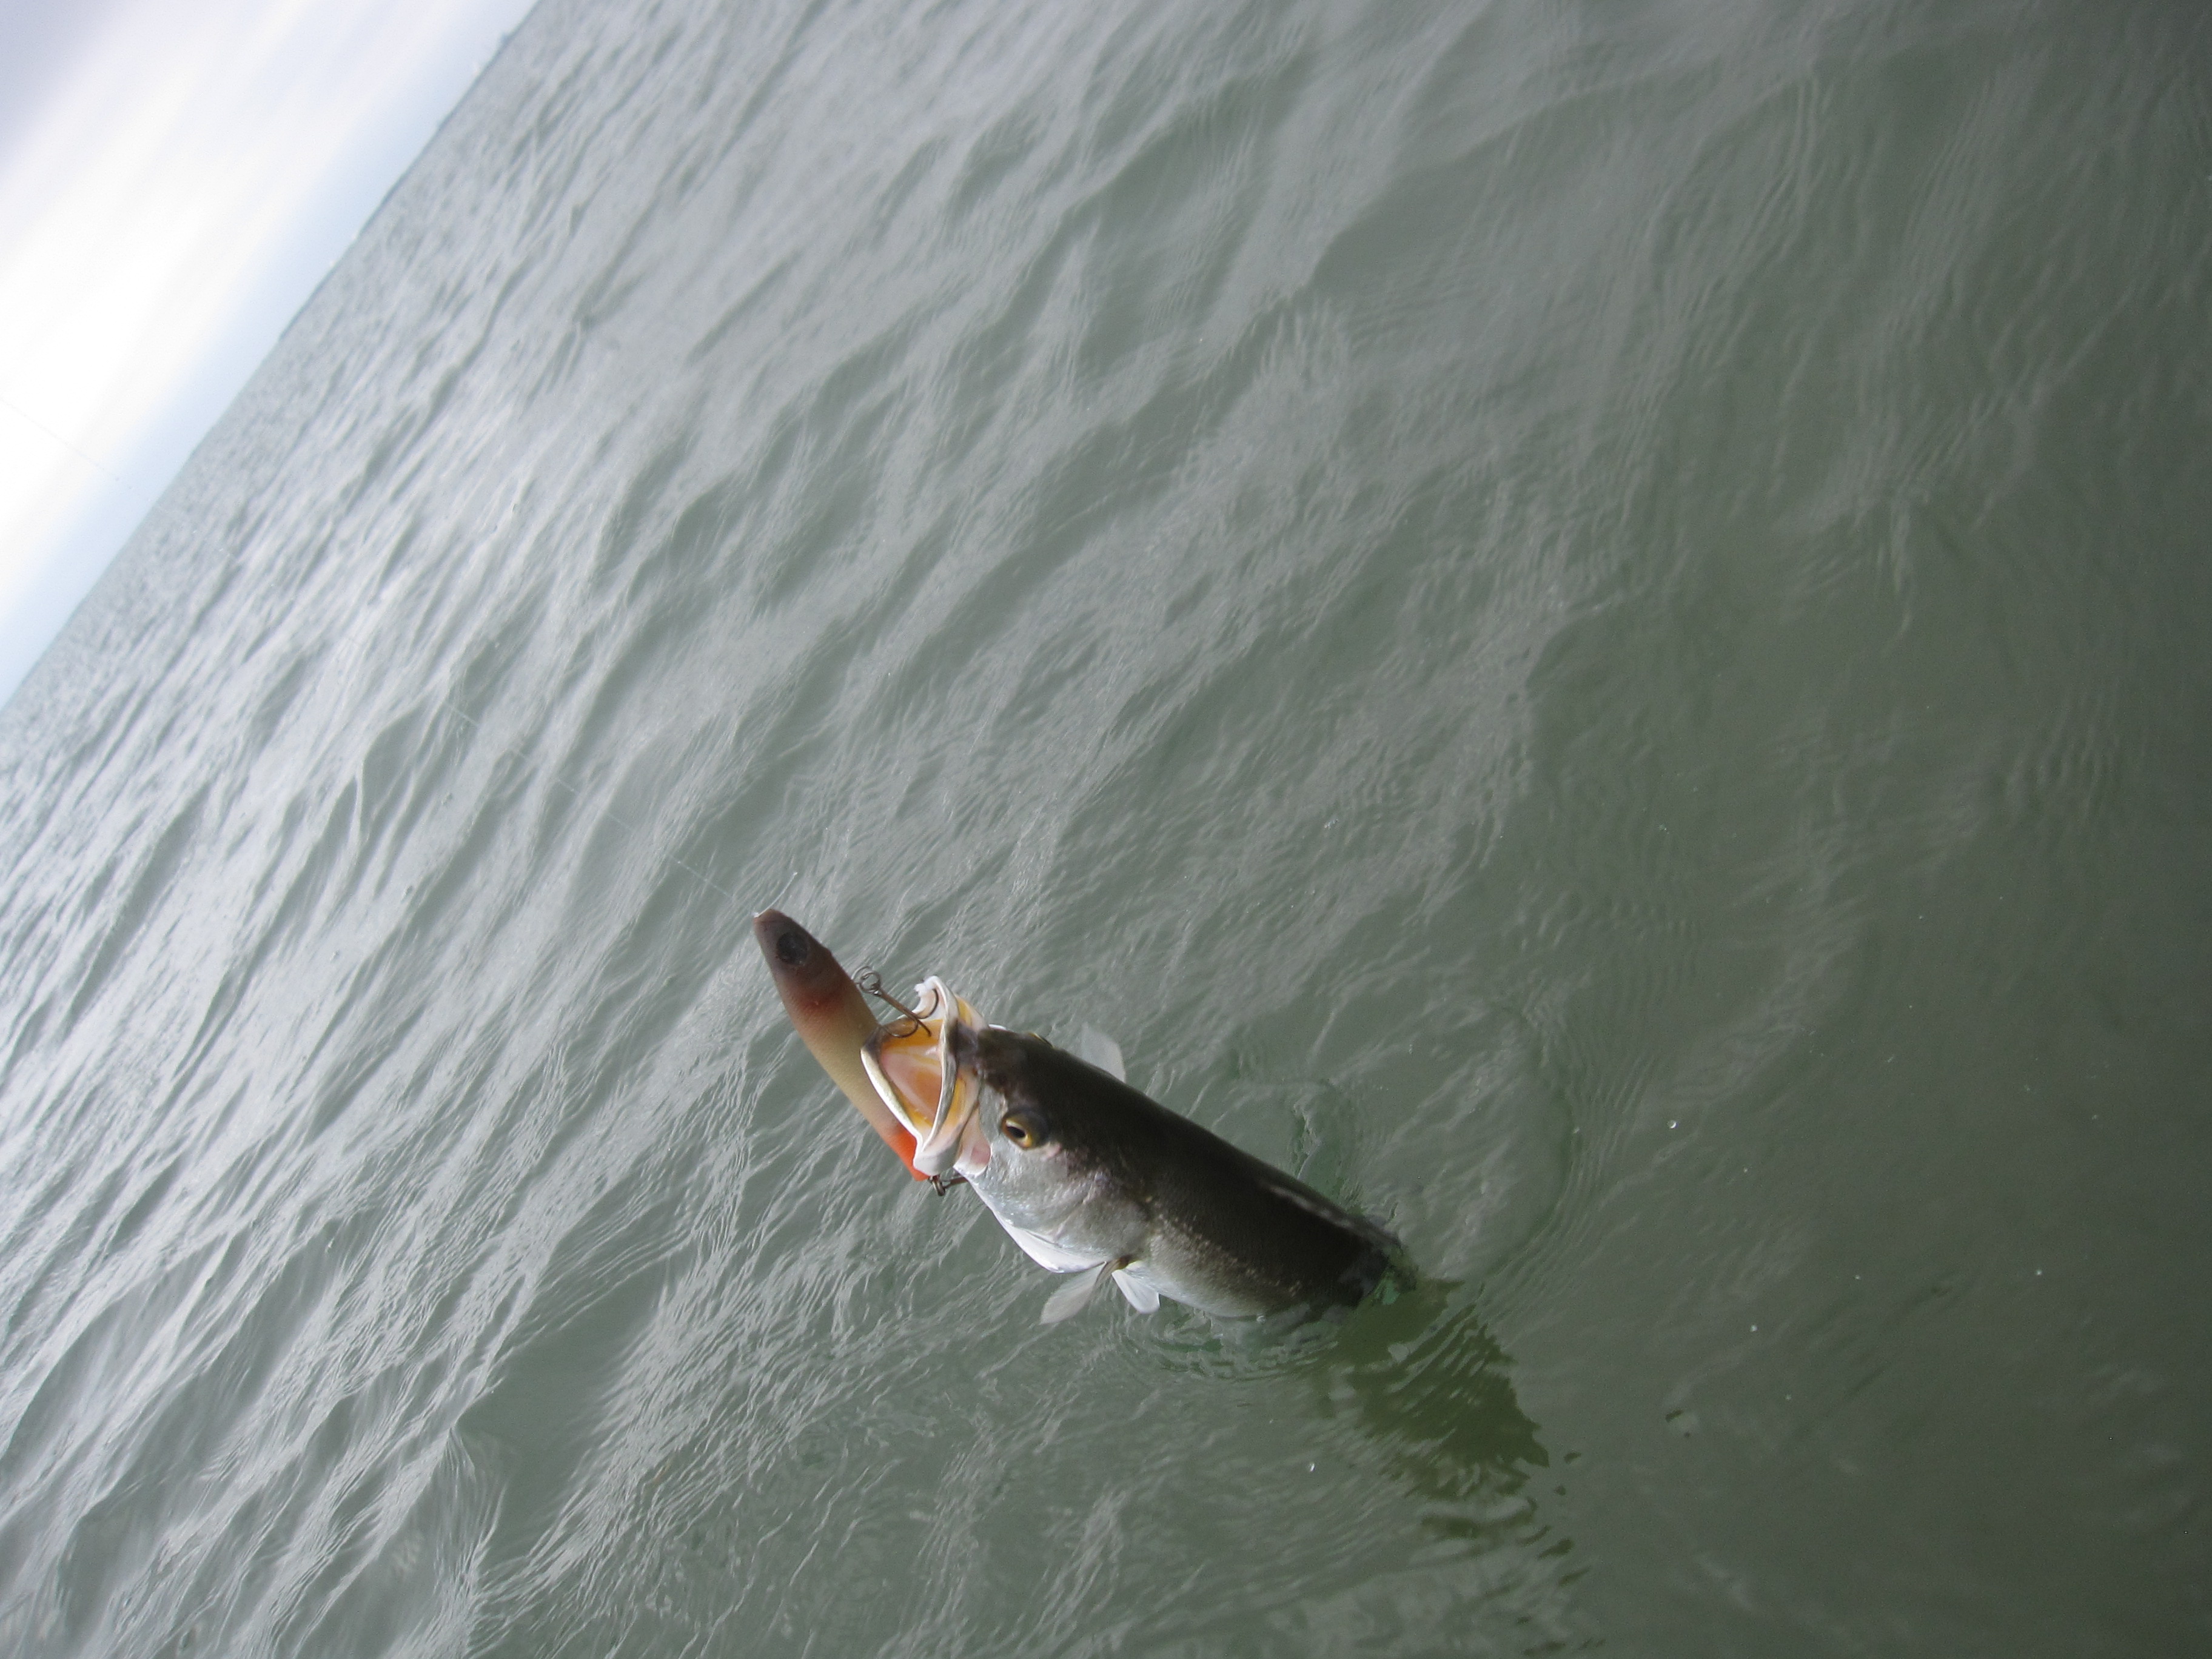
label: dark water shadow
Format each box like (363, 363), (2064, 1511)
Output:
(1315, 1278), (1549, 1536)
(1148, 1274), (1549, 1541)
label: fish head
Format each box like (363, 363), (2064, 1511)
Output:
(860, 987), (1085, 1182)
(866, 1000), (1147, 1258)
(860, 978), (989, 1179)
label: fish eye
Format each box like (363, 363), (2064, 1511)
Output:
(999, 1109), (1048, 1148)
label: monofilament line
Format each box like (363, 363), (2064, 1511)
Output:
(435, 694), (757, 911)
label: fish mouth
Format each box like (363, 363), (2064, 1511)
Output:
(860, 978), (983, 1178)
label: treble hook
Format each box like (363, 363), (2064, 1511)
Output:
(854, 967), (924, 1036)
(855, 967), (962, 1191)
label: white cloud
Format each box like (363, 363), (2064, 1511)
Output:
(0, 0), (537, 695)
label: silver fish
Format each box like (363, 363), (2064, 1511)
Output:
(861, 977), (1406, 1322)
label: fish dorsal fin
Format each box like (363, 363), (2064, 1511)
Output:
(1074, 1025), (1126, 1082)
(1113, 1269), (1160, 1314)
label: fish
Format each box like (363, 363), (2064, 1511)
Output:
(751, 908), (928, 1179)
(859, 975), (1407, 1322)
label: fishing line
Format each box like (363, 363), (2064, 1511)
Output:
(0, 389), (130, 487)
(432, 693), (785, 914)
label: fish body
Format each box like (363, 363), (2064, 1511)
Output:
(863, 985), (1404, 1320)
(961, 1023), (1401, 1319)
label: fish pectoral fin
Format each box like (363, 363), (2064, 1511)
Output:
(1111, 1269), (1159, 1314)
(1074, 1026), (1126, 1082)
(1040, 1264), (1110, 1324)
(1039, 1256), (1134, 1325)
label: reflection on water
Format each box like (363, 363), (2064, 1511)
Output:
(1320, 1283), (1547, 1536)
(1149, 1275), (1555, 1548)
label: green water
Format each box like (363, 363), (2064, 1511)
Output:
(0, 0), (2206, 1652)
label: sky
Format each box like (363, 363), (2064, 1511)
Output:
(0, 0), (542, 706)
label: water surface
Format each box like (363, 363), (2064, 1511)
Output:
(1, 0), (2208, 1653)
